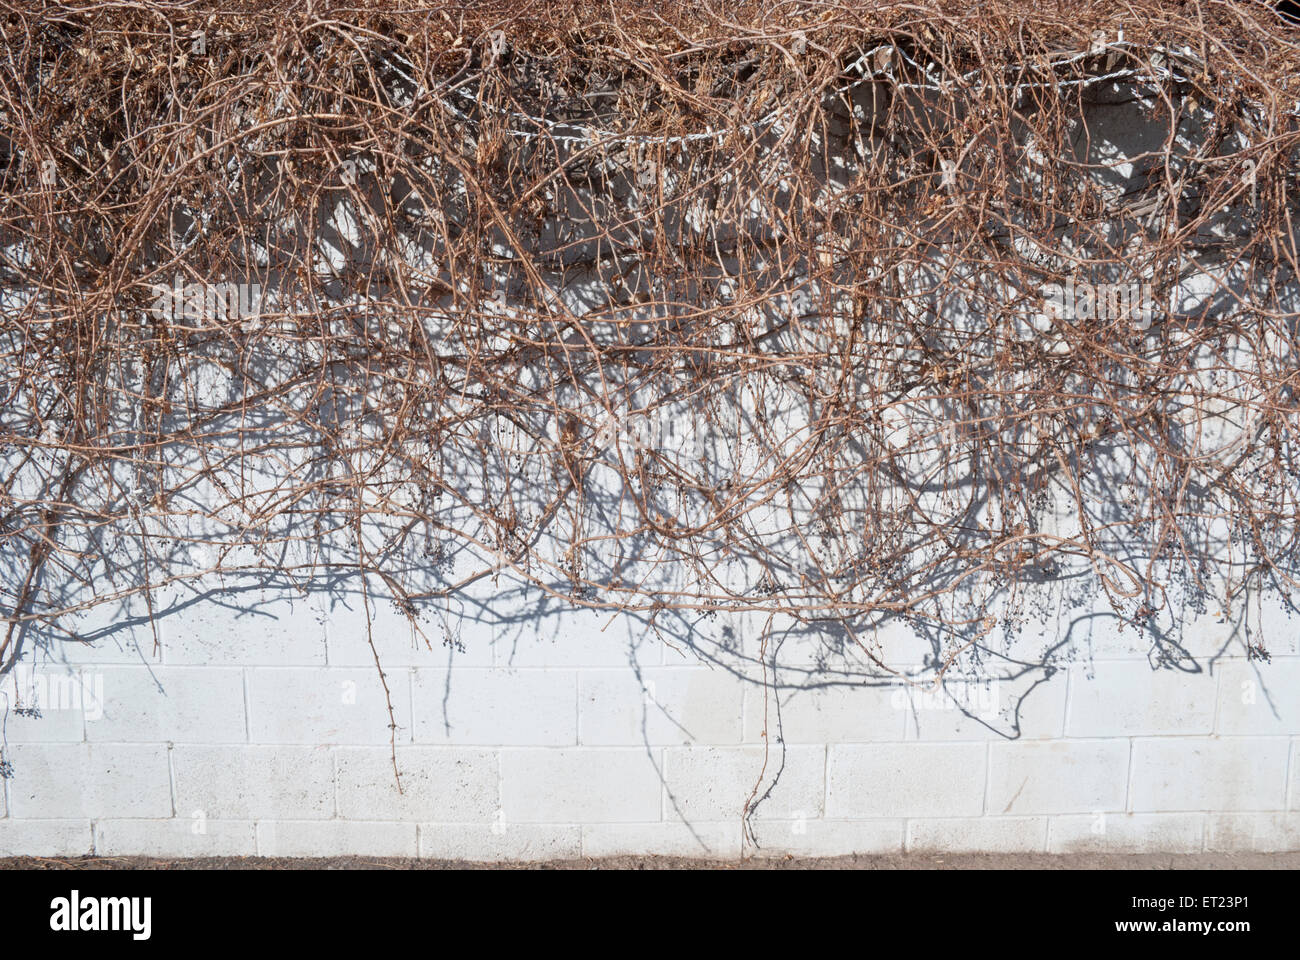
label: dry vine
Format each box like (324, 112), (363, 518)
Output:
(1, 2), (1299, 794)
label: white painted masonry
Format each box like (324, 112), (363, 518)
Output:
(0, 582), (1296, 859)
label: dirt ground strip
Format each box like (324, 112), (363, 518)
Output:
(1, 853), (1297, 869)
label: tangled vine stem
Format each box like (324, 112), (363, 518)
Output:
(0, 0), (1298, 707)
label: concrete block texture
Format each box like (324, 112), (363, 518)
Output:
(245, 667), (411, 745)
(5, 743), (172, 819)
(1129, 738), (1290, 812)
(0, 592), (1294, 859)
(0, 820), (94, 857)
(413, 668), (577, 746)
(421, 823), (583, 861)
(908, 817), (1048, 853)
(95, 818), (258, 857)
(172, 744), (334, 820)
(827, 743), (986, 819)
(582, 667), (744, 746)
(1047, 813), (1205, 853)
(987, 741), (1130, 815)
(87, 667), (246, 743)
(257, 820), (417, 857)
(500, 748), (664, 823)
(664, 745), (825, 822)
(335, 747), (497, 821)
(160, 589), (327, 665)
(1065, 661), (1215, 737)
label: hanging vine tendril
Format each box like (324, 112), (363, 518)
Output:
(0, 3), (1298, 721)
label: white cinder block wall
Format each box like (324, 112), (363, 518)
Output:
(0, 580), (1296, 859)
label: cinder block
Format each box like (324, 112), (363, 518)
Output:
(988, 740), (1129, 815)
(335, 747), (496, 821)
(1205, 813), (1300, 852)
(161, 588), (327, 665)
(44, 594), (164, 666)
(494, 613), (660, 668)
(501, 748), (662, 822)
(6, 744), (171, 819)
(1057, 588), (1236, 661)
(0, 665), (89, 741)
(729, 613), (933, 674)
(903, 673), (1067, 740)
(1163, 599), (1243, 661)
(1215, 659), (1300, 735)
(173, 744), (334, 820)
(865, 617), (941, 668)
(1231, 586), (1300, 657)
(1048, 813), (1204, 853)
(744, 681), (903, 744)
(0, 820), (93, 856)
(663, 745), (824, 822)
(257, 820), (417, 857)
(412, 669), (576, 745)
(747, 818), (904, 857)
(322, 592), (494, 667)
(722, 611), (840, 670)
(1293, 739), (1299, 809)
(420, 823), (583, 861)
(1065, 661), (1216, 737)
(908, 817), (1048, 853)
(246, 667), (411, 745)
(582, 821), (740, 859)
(412, 594), (525, 667)
(86, 667), (245, 743)
(1130, 738), (1289, 811)
(581, 667), (743, 746)
(95, 819), (257, 857)
(0, 706), (86, 743)
(1055, 600), (1156, 661)
(827, 743), (985, 819)
(972, 583), (1066, 666)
